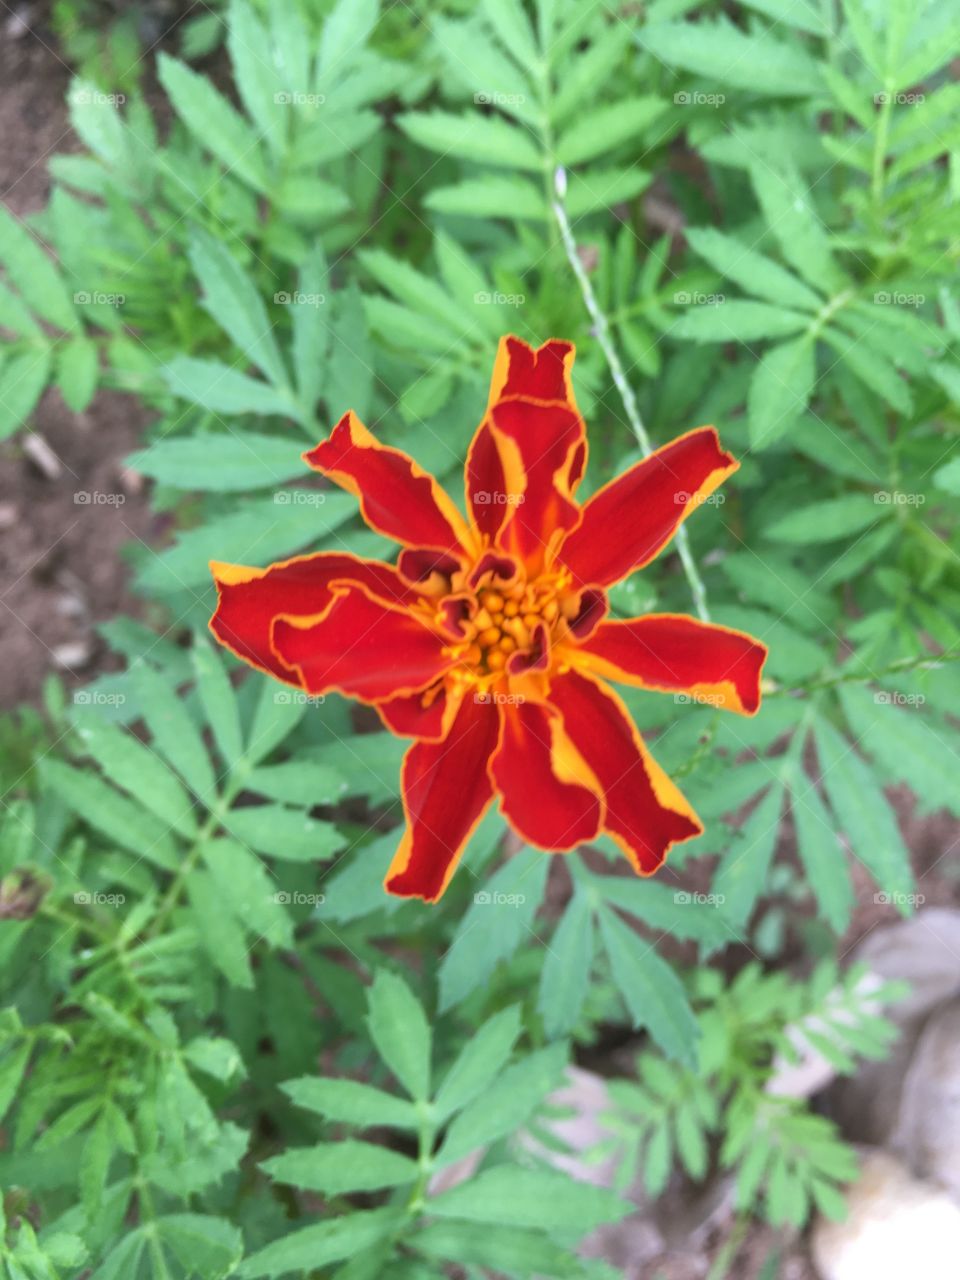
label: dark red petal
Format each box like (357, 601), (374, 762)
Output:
(272, 582), (452, 703)
(488, 398), (584, 569)
(376, 680), (463, 741)
(559, 427), (737, 588)
(489, 700), (601, 850)
(306, 411), (472, 556)
(209, 554), (410, 684)
(549, 669), (702, 874)
(385, 694), (500, 901)
(464, 336), (586, 552)
(578, 614), (768, 715)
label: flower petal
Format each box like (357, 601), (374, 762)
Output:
(209, 553), (410, 684)
(385, 694), (500, 900)
(272, 581), (453, 703)
(549, 669), (702, 874)
(465, 336), (586, 556)
(559, 427), (737, 588)
(376, 680), (465, 741)
(489, 699), (602, 850)
(575, 614), (768, 715)
(306, 410), (472, 555)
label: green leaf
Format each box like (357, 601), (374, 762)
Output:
(129, 427), (303, 492)
(815, 719), (913, 901)
(292, 243), (329, 417)
(748, 336), (816, 449)
(437, 1044), (567, 1166)
(412, 1220), (574, 1276)
(397, 110), (541, 169)
(131, 660), (218, 803)
(157, 53), (268, 192)
(0, 348), (53, 439)
(367, 970), (432, 1102)
(73, 716), (198, 839)
(766, 494), (884, 544)
(438, 850), (549, 1010)
(598, 906), (699, 1065)
(40, 758), (178, 870)
(223, 804), (344, 862)
(750, 165), (839, 293)
(56, 336), (99, 411)
(672, 300), (811, 343)
(787, 760), (854, 933)
(283, 1075), (419, 1129)
(0, 1041), (31, 1125)
(556, 97), (666, 166)
(434, 1004), (522, 1119)
(425, 177), (545, 221)
(160, 357), (294, 419)
(933, 455), (960, 495)
(187, 228), (288, 388)
(263, 1140), (418, 1194)
(157, 1213), (243, 1280)
(192, 638), (244, 773)
(538, 889), (594, 1038)
(429, 1165), (630, 1234)
(187, 869), (253, 988)
(320, 0), (379, 73)
(637, 18), (821, 95)
(246, 761), (346, 807)
(684, 228), (822, 310)
(240, 1208), (402, 1278)
(0, 206), (77, 331)
(823, 329), (913, 414)
(713, 785), (784, 929)
(202, 838), (295, 948)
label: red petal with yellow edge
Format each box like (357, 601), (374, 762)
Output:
(465, 336), (586, 546)
(376, 680), (464, 741)
(209, 553), (411, 685)
(489, 699), (601, 850)
(576, 614), (768, 715)
(272, 582), (452, 703)
(488, 398), (585, 568)
(306, 411), (472, 556)
(385, 694), (500, 901)
(559, 427), (737, 588)
(549, 669), (702, 874)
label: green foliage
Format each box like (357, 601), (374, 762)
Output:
(2, 0), (957, 1268)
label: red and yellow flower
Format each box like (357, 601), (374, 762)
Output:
(210, 336), (767, 901)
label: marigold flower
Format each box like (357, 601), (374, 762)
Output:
(210, 336), (767, 901)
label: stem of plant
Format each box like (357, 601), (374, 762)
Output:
(551, 169), (711, 622)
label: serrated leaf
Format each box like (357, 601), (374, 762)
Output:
(429, 1165), (630, 1233)
(766, 494), (884, 544)
(434, 1004), (522, 1119)
(398, 110), (541, 169)
(129, 427), (303, 491)
(160, 357), (295, 419)
(748, 335), (816, 448)
(283, 1076), (419, 1129)
(714, 785), (784, 929)
(538, 889), (595, 1037)
(367, 970), (431, 1102)
(0, 205), (77, 331)
(264, 1139), (418, 1194)
(556, 97), (666, 166)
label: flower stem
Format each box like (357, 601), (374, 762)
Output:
(551, 172), (711, 621)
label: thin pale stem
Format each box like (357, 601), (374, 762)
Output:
(551, 172), (711, 621)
